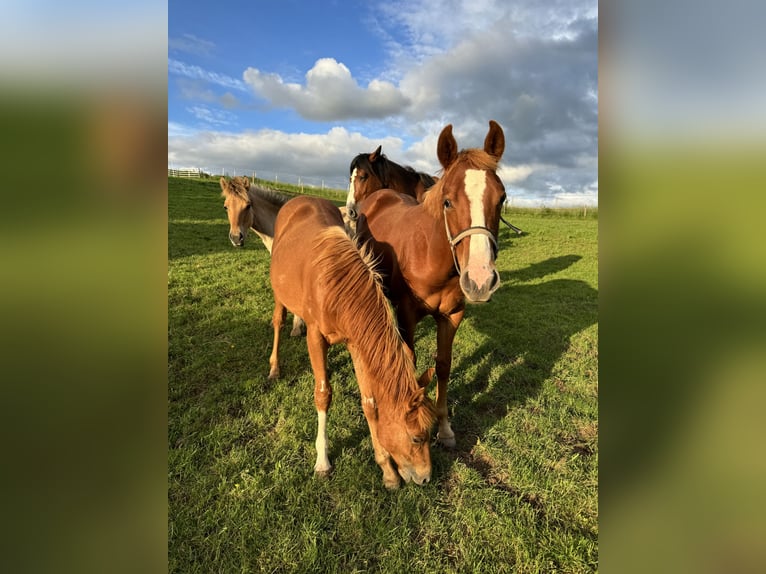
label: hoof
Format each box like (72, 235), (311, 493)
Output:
(437, 433), (456, 449)
(383, 479), (401, 491)
(314, 463), (332, 478)
(289, 328), (303, 337)
(268, 368), (279, 380)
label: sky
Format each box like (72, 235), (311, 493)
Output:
(168, 0), (598, 207)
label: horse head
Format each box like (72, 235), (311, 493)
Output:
(346, 145), (384, 221)
(220, 176), (253, 247)
(437, 121), (506, 303)
(368, 368), (436, 487)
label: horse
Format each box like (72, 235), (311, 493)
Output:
(356, 120), (507, 448)
(220, 176), (304, 336)
(346, 145), (522, 235)
(268, 195), (437, 489)
(220, 176), (292, 251)
(345, 145), (437, 222)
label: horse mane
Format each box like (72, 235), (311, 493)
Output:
(220, 176), (292, 208)
(422, 148), (500, 219)
(248, 185), (292, 209)
(312, 228), (435, 426)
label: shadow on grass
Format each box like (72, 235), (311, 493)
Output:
(168, 220), (271, 259)
(425, 254), (597, 481)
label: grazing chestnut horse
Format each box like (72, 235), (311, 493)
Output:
(268, 195), (436, 489)
(357, 121), (506, 448)
(220, 176), (304, 336)
(345, 146), (437, 222)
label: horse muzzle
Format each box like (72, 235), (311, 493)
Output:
(399, 466), (431, 486)
(460, 267), (501, 303)
(229, 231), (244, 247)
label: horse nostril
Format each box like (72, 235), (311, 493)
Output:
(347, 207), (358, 221)
(489, 270), (500, 290)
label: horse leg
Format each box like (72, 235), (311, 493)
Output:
(306, 326), (332, 476)
(397, 301), (419, 365)
(434, 312), (463, 448)
(290, 314), (305, 337)
(268, 301), (286, 380)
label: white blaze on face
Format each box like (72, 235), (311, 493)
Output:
(463, 169), (494, 285)
(345, 167), (358, 213)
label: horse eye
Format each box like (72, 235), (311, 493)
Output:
(223, 206), (228, 211)
(443, 199), (452, 209)
(411, 436), (424, 445)
(245, 203), (252, 209)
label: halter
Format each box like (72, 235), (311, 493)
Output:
(443, 208), (498, 275)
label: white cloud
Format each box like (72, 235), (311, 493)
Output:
(169, 1), (598, 205)
(169, 33), (215, 57)
(186, 105), (237, 126)
(243, 58), (410, 121)
(168, 125), (406, 188)
(169, 59), (247, 92)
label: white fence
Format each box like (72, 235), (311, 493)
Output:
(168, 167), (203, 178)
(168, 165), (348, 191)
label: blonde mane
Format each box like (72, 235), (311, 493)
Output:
(221, 176), (291, 208)
(422, 149), (500, 219)
(312, 228), (434, 426)
(220, 176), (250, 201)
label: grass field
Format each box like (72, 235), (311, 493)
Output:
(168, 177), (598, 573)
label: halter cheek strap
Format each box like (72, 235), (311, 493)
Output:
(443, 209), (498, 275)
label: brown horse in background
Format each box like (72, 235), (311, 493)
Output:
(268, 195), (436, 489)
(345, 146), (437, 222)
(220, 176), (292, 251)
(357, 121), (507, 448)
(220, 176), (304, 336)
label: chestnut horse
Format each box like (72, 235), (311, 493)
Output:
(357, 121), (506, 448)
(345, 146), (437, 222)
(220, 176), (304, 336)
(268, 195), (436, 489)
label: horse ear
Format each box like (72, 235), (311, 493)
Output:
(408, 387), (427, 411)
(242, 176), (250, 187)
(417, 367), (435, 388)
(219, 177), (227, 190)
(369, 145), (382, 163)
(437, 124), (458, 169)
(484, 120), (505, 160)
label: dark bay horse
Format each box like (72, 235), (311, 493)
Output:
(220, 176), (304, 336)
(357, 121), (507, 448)
(268, 195), (436, 489)
(345, 145), (437, 221)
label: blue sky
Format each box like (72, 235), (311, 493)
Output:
(169, 0), (598, 206)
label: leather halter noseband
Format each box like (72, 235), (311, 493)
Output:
(443, 208), (498, 275)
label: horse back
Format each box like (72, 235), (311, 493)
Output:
(270, 196), (345, 321)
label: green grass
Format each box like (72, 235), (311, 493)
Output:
(169, 176), (598, 573)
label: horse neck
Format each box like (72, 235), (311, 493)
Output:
(248, 189), (282, 236)
(389, 165), (421, 198)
